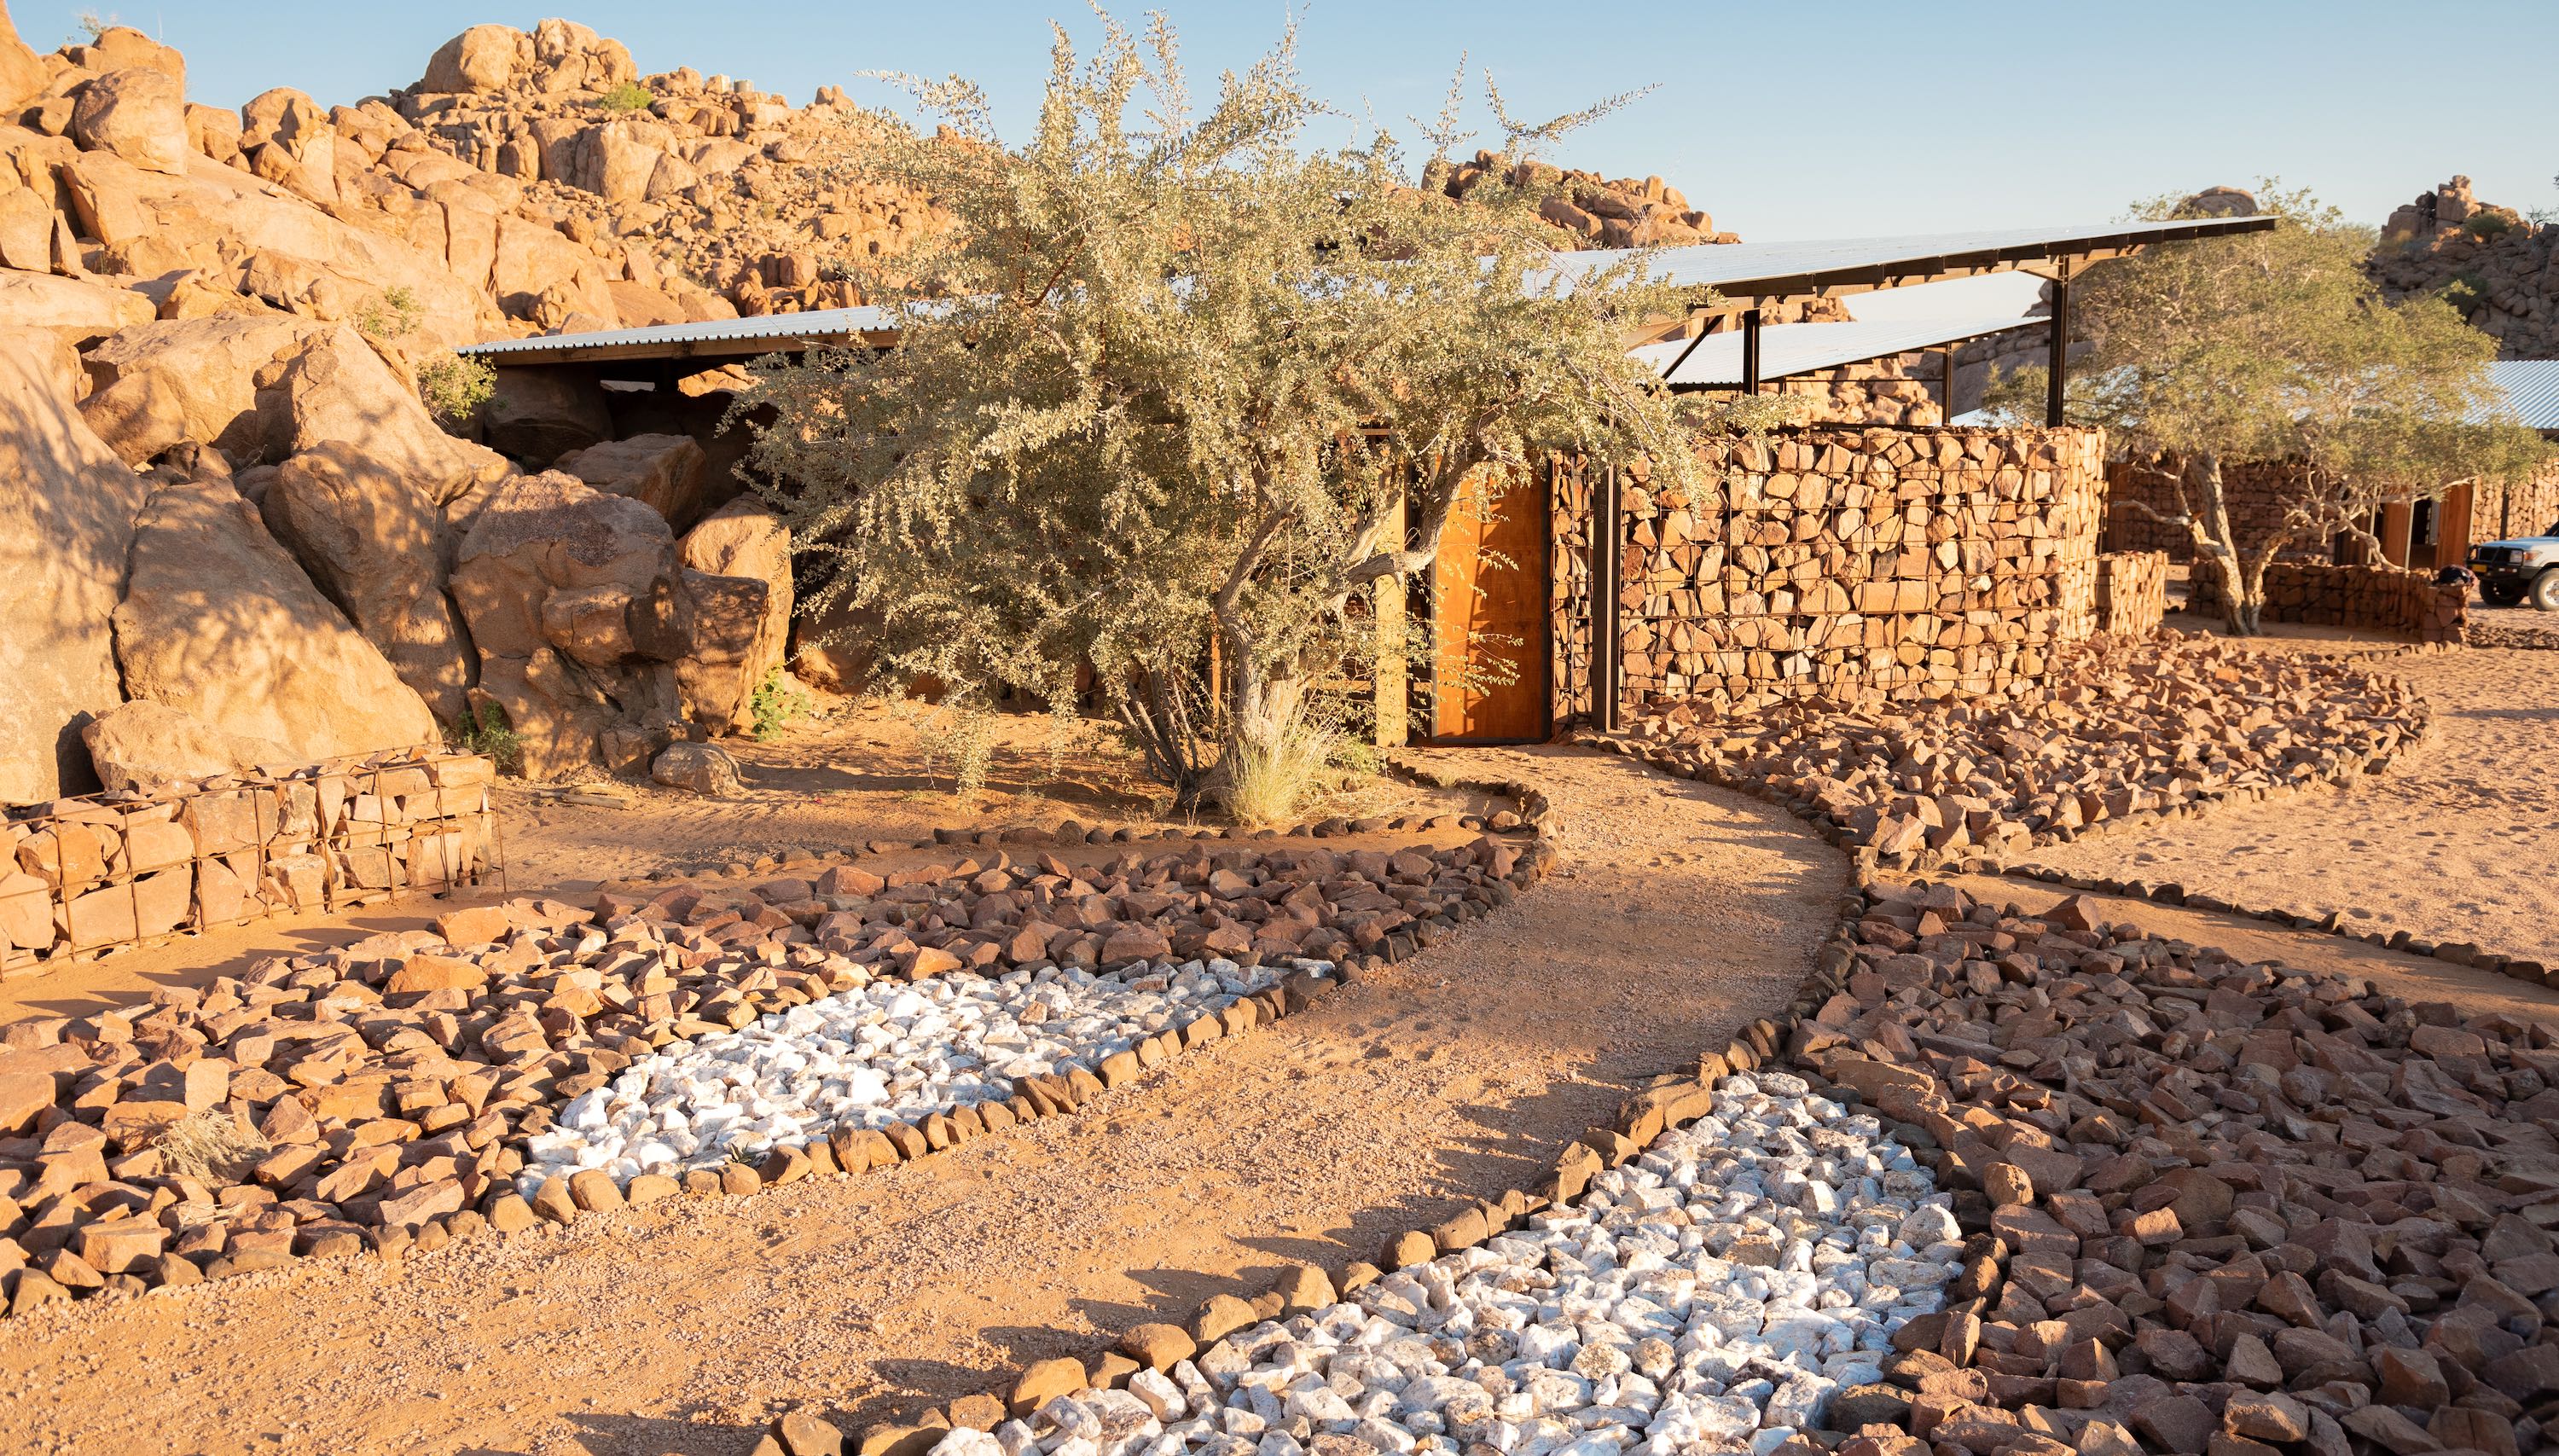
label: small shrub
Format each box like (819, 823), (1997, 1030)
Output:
(1326, 735), (1383, 779)
(418, 352), (496, 426)
(2441, 274), (2488, 317)
(1222, 723), (1337, 827)
(597, 83), (655, 113)
(446, 701), (523, 774)
(2464, 212), (2515, 241)
(351, 284), (425, 342)
(71, 9), (116, 43)
(749, 669), (815, 740)
(906, 699), (998, 797)
(155, 1109), (269, 1183)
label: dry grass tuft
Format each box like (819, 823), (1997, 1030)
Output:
(154, 1108), (270, 1183)
(1222, 725), (1339, 827)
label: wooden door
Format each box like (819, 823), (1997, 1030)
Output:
(1429, 467), (1551, 741)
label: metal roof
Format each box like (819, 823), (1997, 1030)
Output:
(461, 214), (2274, 366)
(2486, 360), (2559, 432)
(457, 305), (899, 364)
(1540, 214), (2274, 307)
(1628, 311), (2041, 388)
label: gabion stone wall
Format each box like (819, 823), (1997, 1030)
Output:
(2189, 560), (2468, 643)
(2095, 549), (2169, 637)
(1551, 426), (2107, 722)
(0, 750), (499, 979)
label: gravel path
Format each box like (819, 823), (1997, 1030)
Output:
(0, 748), (1847, 1456)
(2033, 640), (2559, 966)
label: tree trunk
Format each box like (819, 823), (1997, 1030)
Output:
(2188, 452), (2263, 635)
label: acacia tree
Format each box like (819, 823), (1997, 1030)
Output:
(1989, 185), (2546, 633)
(744, 16), (1702, 807)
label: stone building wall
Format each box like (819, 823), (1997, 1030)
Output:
(2096, 550), (2169, 637)
(0, 750), (498, 978)
(1548, 425), (2108, 723)
(2106, 455), (2559, 566)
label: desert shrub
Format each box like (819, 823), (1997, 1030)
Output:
(1326, 735), (1383, 778)
(446, 701), (523, 774)
(750, 669), (815, 740)
(597, 83), (654, 113)
(71, 10), (115, 43)
(2440, 273), (2489, 317)
(905, 699), (998, 798)
(351, 284), (425, 342)
(155, 1109), (270, 1183)
(2465, 212), (2515, 241)
(418, 352), (496, 426)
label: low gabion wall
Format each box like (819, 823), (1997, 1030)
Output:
(2093, 549), (2167, 636)
(2189, 560), (2467, 642)
(1552, 426), (2107, 722)
(0, 750), (499, 979)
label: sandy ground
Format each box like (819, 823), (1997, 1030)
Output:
(0, 747), (1848, 1456)
(491, 699), (1453, 896)
(2035, 613), (2559, 966)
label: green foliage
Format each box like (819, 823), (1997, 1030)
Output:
(71, 10), (116, 43)
(746, 12), (1702, 808)
(445, 702), (523, 775)
(1326, 735), (1383, 778)
(749, 669), (816, 740)
(901, 699), (998, 798)
(2463, 212), (2515, 241)
(416, 352), (496, 425)
(1987, 180), (2547, 631)
(2440, 273), (2488, 316)
(597, 83), (655, 113)
(350, 285), (425, 343)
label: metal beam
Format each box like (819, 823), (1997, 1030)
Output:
(1741, 309), (1762, 395)
(1592, 462), (1622, 734)
(2045, 269), (2071, 428)
(1941, 345), (1958, 424)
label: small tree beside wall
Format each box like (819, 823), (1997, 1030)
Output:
(1990, 185), (2548, 634)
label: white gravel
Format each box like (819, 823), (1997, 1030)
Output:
(948, 1072), (1955, 1456)
(521, 958), (1326, 1189)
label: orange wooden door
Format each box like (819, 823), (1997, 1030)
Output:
(1430, 467), (1550, 740)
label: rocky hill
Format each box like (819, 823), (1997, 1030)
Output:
(2369, 176), (2559, 359)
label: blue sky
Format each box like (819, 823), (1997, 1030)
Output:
(23, 1), (2556, 240)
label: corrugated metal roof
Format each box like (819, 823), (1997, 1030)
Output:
(2486, 360), (2559, 432)
(460, 215), (2271, 363)
(1538, 215), (2274, 300)
(1628, 311), (2040, 387)
(457, 305), (897, 359)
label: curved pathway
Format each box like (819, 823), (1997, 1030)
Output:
(0, 747), (1848, 1456)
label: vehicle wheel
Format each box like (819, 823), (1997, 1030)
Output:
(2535, 569), (2559, 612)
(2483, 582), (2525, 608)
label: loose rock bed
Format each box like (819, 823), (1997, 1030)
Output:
(1603, 632), (2429, 872)
(526, 957), (1326, 1188)
(958, 1070), (1961, 1456)
(0, 834), (1543, 1314)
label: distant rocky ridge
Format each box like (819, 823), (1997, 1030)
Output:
(2369, 176), (2559, 360)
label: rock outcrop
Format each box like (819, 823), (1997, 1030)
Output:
(556, 432), (713, 528)
(261, 439), (477, 719)
(676, 498), (791, 728)
(78, 697), (289, 791)
(2370, 176), (2559, 359)
(110, 479), (441, 763)
(77, 312), (328, 465)
(0, 325), (150, 803)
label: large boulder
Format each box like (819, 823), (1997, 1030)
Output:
(555, 432), (712, 528)
(254, 326), (510, 502)
(80, 699), (288, 792)
(481, 363), (612, 462)
(421, 25), (524, 95)
(450, 473), (683, 779)
(78, 313), (327, 466)
(64, 25), (184, 86)
(676, 499), (792, 729)
(0, 325), (149, 804)
(0, 3), (47, 113)
(110, 479), (440, 763)
(261, 440), (476, 721)
(238, 88), (336, 206)
(70, 67), (189, 177)
(0, 268), (156, 344)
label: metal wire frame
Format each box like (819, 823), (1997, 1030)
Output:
(0, 745), (510, 974)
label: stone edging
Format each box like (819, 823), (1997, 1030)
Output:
(1988, 860), (2555, 989)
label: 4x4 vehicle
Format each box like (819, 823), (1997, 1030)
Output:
(2470, 524), (2559, 609)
